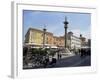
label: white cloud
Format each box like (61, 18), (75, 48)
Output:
(70, 29), (81, 37)
(70, 28), (91, 40)
(81, 31), (91, 39)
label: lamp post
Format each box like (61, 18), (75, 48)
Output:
(63, 17), (69, 49)
(43, 25), (47, 48)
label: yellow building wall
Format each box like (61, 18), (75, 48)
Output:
(29, 30), (43, 44)
(35, 31), (43, 44)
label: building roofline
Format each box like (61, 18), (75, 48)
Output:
(29, 27), (53, 35)
(25, 27), (54, 37)
(72, 35), (80, 39)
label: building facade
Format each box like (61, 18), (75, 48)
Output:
(79, 34), (87, 47)
(25, 28), (43, 45)
(25, 28), (54, 48)
(25, 28), (81, 50)
(67, 32), (81, 50)
(53, 36), (64, 47)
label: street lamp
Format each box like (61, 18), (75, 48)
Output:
(43, 25), (47, 48)
(63, 17), (69, 48)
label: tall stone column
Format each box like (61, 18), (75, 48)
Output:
(63, 17), (69, 48)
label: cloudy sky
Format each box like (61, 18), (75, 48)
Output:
(23, 10), (91, 40)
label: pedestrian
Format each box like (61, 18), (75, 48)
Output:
(80, 49), (83, 57)
(59, 54), (62, 59)
(57, 53), (60, 60)
(79, 49), (81, 55)
(57, 50), (60, 60)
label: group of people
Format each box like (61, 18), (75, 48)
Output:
(79, 48), (91, 57)
(43, 57), (57, 68)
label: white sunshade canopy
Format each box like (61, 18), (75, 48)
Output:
(50, 46), (58, 48)
(81, 46), (90, 49)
